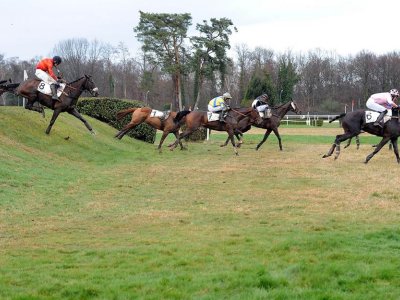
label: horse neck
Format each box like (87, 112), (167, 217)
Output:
(66, 77), (86, 100)
(274, 102), (292, 119)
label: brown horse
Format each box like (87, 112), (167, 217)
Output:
(220, 100), (301, 150)
(15, 75), (99, 135)
(115, 107), (191, 152)
(169, 107), (262, 155)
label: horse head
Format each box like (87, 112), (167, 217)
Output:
(290, 100), (301, 114)
(82, 75), (99, 97)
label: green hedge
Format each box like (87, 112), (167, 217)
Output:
(77, 97), (156, 143)
(182, 125), (207, 142)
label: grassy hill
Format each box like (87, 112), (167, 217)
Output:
(1, 107), (400, 299)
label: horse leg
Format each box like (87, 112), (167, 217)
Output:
(226, 128), (238, 155)
(390, 137), (399, 163)
(255, 129), (272, 151)
(25, 99), (44, 116)
(175, 131), (187, 150)
(115, 123), (137, 139)
(272, 128), (282, 151)
(68, 107), (94, 134)
(235, 131), (244, 148)
(323, 132), (357, 159)
(322, 143), (337, 158)
(45, 108), (62, 134)
(221, 131), (241, 148)
(344, 135), (360, 149)
(344, 137), (352, 149)
(169, 129), (192, 151)
(157, 131), (169, 153)
(365, 136), (391, 164)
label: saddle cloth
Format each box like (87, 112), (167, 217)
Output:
(150, 109), (170, 120)
(37, 81), (66, 97)
(365, 111), (390, 124)
(207, 112), (220, 121)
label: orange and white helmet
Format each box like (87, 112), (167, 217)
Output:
(389, 89), (399, 97)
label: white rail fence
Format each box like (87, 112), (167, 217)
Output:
(284, 113), (342, 125)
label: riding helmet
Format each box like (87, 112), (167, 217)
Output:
(222, 92), (232, 99)
(389, 89), (399, 97)
(53, 56), (62, 65)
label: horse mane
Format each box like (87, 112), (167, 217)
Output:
(67, 76), (85, 85)
(271, 101), (291, 109)
(173, 110), (191, 123)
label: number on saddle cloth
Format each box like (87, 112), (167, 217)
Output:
(207, 112), (220, 121)
(150, 109), (170, 120)
(365, 110), (390, 124)
(37, 81), (66, 97)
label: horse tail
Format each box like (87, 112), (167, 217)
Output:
(329, 113), (346, 123)
(116, 108), (137, 121)
(174, 110), (191, 123)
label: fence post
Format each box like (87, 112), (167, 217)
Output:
(23, 70), (28, 107)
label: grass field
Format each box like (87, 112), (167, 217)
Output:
(1, 107), (399, 299)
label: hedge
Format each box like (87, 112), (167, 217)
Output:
(77, 97), (156, 143)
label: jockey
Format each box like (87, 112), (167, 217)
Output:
(35, 56), (63, 102)
(208, 92), (232, 122)
(366, 89), (399, 127)
(252, 93), (269, 118)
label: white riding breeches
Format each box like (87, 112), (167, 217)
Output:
(366, 98), (392, 116)
(35, 69), (57, 84)
(255, 104), (268, 112)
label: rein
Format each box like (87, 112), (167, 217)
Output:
(230, 108), (250, 117)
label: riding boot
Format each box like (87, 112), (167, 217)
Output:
(374, 110), (387, 127)
(219, 112), (225, 122)
(50, 84), (61, 102)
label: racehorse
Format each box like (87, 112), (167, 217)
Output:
(0, 79), (19, 96)
(15, 75), (99, 135)
(169, 107), (262, 155)
(114, 107), (191, 152)
(220, 100), (301, 150)
(323, 108), (400, 163)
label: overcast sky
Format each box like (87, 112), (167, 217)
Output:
(2, 0), (399, 60)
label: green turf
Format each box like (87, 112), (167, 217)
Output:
(1, 107), (399, 299)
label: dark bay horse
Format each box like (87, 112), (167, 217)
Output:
(220, 100), (301, 150)
(15, 75), (99, 135)
(114, 107), (191, 152)
(169, 107), (262, 155)
(0, 80), (19, 96)
(323, 108), (400, 163)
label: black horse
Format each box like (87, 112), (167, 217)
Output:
(220, 100), (301, 150)
(15, 75), (99, 135)
(323, 108), (400, 163)
(0, 79), (19, 96)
